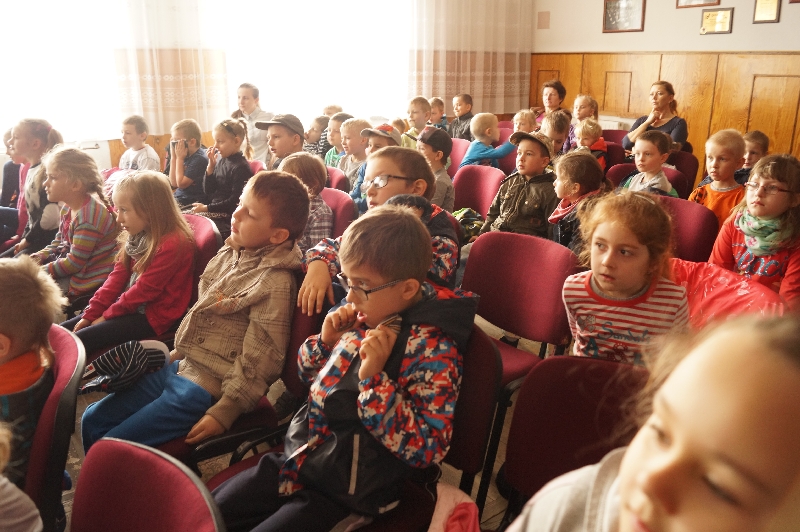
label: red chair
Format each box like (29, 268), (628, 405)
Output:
(657, 196), (718, 262)
(452, 165), (505, 218)
(663, 167), (690, 199)
(606, 163), (637, 188)
(604, 142), (627, 173)
(71, 438), (225, 532)
(497, 120), (514, 129)
(460, 232), (579, 513)
(249, 160), (265, 174)
(24, 325), (85, 532)
(602, 129), (628, 145)
(493, 127), (517, 176)
(319, 187), (357, 239)
(183, 213), (224, 302)
(448, 139), (470, 179)
(326, 166), (350, 192)
(497, 357), (648, 529)
(667, 150), (700, 187)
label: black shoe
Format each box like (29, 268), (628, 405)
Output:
(499, 335), (520, 348)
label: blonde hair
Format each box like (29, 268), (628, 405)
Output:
(409, 96), (432, 113)
(579, 192), (673, 281)
(541, 110), (571, 135)
(340, 118), (372, 137)
(113, 171), (194, 274)
(513, 109), (536, 127)
(214, 118), (253, 160)
(0, 255), (65, 359)
(171, 119), (202, 147)
(575, 119), (603, 142)
(652, 81), (678, 115)
(323, 104), (343, 116)
(278, 152), (327, 196)
(706, 129), (746, 160)
(391, 118), (408, 134)
(469, 113), (498, 140)
(0, 423), (11, 471)
(744, 130), (770, 154)
(574, 94), (599, 120)
(17, 119), (64, 190)
(429, 97), (444, 111)
(42, 146), (114, 212)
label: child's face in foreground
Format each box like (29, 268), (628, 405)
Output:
(112, 189), (149, 235)
(590, 221), (651, 299)
(364, 157), (417, 209)
(516, 139), (549, 177)
(618, 328), (800, 532)
(429, 106), (444, 124)
(121, 124), (147, 150)
(573, 97), (594, 121)
(744, 140), (766, 169)
(230, 188), (285, 250)
(705, 141), (743, 184)
(43, 165), (77, 204)
(341, 128), (367, 158)
(745, 175), (797, 220)
(553, 172), (579, 201)
(340, 260), (409, 329)
(268, 125), (301, 159)
(452, 97), (471, 118)
(213, 128), (242, 159)
(634, 139), (668, 176)
(513, 117), (534, 133)
(407, 105), (430, 130)
(327, 120), (343, 150)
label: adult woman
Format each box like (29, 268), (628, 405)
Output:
(532, 80), (569, 126)
(622, 81), (688, 151)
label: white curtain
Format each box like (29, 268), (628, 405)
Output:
(410, 0), (533, 116)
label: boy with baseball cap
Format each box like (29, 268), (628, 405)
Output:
(349, 124), (402, 214)
(416, 127), (454, 212)
(256, 114), (306, 169)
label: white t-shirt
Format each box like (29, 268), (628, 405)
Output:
(242, 107), (274, 164)
(119, 145), (160, 172)
(0, 476), (42, 532)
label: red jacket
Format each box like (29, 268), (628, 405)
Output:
(83, 231), (195, 334)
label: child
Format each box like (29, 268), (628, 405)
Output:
(460, 113), (516, 168)
(278, 152), (333, 253)
(31, 147), (118, 298)
(512, 109), (537, 133)
(168, 118), (209, 208)
(566, 94), (599, 150)
(299, 146), (459, 315)
(350, 124), (402, 214)
(508, 315), (800, 532)
(1, 119), (63, 258)
(104, 115), (161, 198)
(401, 96), (431, 150)
(303, 115), (332, 158)
(698, 129), (770, 188)
(620, 130), (677, 197)
(323, 112), (353, 168)
(428, 97), (448, 130)
(81, 171), (309, 452)
(336, 118), (371, 190)
(573, 118), (607, 170)
(478, 131), (557, 238)
(417, 126), (455, 212)
(391, 117), (408, 135)
(0, 423), (42, 530)
(233, 83), (273, 164)
(0, 256), (65, 487)
(687, 129), (746, 230)
(563, 192), (688, 365)
(212, 205), (478, 529)
(190, 118), (254, 239)
(257, 114), (306, 169)
(539, 110), (571, 156)
(448, 93), (474, 142)
(61, 171), (195, 355)
(550, 151), (612, 254)
(0, 130), (24, 243)
(710, 154), (800, 310)
(322, 104), (343, 117)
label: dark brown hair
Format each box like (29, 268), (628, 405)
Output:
(367, 146), (435, 200)
(245, 171), (310, 241)
(542, 79), (567, 102)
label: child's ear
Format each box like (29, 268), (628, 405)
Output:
(659, 152), (670, 164)
(139, 132), (148, 142)
(0, 333), (12, 362)
(269, 227), (291, 245)
(400, 278), (421, 301)
(543, 156), (551, 167)
(410, 179), (428, 197)
(434, 150), (444, 163)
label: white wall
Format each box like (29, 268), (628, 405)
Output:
(532, 0), (800, 52)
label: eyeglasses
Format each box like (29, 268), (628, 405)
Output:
(361, 174), (416, 192)
(336, 273), (402, 301)
(745, 182), (792, 195)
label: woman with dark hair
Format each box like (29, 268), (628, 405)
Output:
(622, 80), (688, 151)
(531, 80), (570, 126)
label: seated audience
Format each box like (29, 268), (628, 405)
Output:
(258, 114), (306, 170)
(0, 422), (42, 531)
(336, 118), (371, 190)
(303, 115), (332, 158)
(566, 94), (599, 151)
(620, 131), (677, 197)
(428, 97), (448, 130)
(531, 79), (569, 127)
(697, 129), (770, 188)
(573, 118), (607, 170)
(231, 83), (273, 164)
(402, 96), (431, 150)
(512, 109), (536, 133)
(323, 112), (353, 168)
(278, 152), (333, 253)
(459, 113), (515, 168)
(688, 129), (746, 230)
(448, 93), (474, 142)
(622, 80), (688, 151)
(539, 110), (571, 157)
(416, 127), (455, 212)
(104, 115), (160, 197)
(350, 124), (402, 215)
(0, 129), (24, 243)
(168, 118), (209, 208)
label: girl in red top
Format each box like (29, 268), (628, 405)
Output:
(62, 171), (195, 357)
(710, 155), (800, 310)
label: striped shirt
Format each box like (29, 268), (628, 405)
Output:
(33, 196), (118, 297)
(562, 271), (688, 365)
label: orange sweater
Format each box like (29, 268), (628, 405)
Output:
(0, 351), (45, 394)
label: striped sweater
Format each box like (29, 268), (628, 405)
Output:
(562, 271), (688, 365)
(32, 195), (118, 297)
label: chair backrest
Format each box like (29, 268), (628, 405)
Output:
(319, 187), (357, 239)
(448, 138), (471, 179)
(326, 166), (350, 192)
(682, 140), (693, 154)
(604, 142), (627, 173)
(667, 150), (700, 187)
(183, 213), (224, 303)
(71, 438), (225, 532)
(605, 163), (637, 188)
(602, 129), (628, 145)
(504, 356), (648, 499)
(452, 165), (506, 218)
(281, 297), (323, 400)
(495, 127), (517, 176)
(249, 159), (265, 175)
(657, 196), (719, 262)
(461, 232), (579, 346)
(662, 167), (689, 199)
(497, 120), (514, 129)
(25, 325), (86, 531)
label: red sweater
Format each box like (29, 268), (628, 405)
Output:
(82, 231), (195, 334)
(709, 219), (800, 310)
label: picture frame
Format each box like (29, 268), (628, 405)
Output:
(790, 0), (800, 4)
(753, 0), (781, 22)
(700, 7), (733, 34)
(603, 0), (646, 33)
(677, 0), (720, 8)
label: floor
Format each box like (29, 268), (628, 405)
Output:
(62, 315), (543, 531)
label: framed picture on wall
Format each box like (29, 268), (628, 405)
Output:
(754, 0), (781, 22)
(603, 0), (646, 33)
(700, 7), (733, 33)
(677, 0), (720, 8)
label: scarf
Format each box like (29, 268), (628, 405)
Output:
(548, 189), (600, 224)
(734, 211), (784, 256)
(125, 231), (150, 290)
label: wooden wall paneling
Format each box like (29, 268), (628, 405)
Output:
(749, 76), (800, 156)
(603, 72), (632, 115)
(145, 133), (172, 172)
(201, 131), (215, 150)
(108, 140), (127, 169)
(659, 54), (719, 185)
(580, 54), (661, 117)
(529, 54), (584, 108)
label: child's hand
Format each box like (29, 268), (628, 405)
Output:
(185, 414), (225, 445)
(92, 316), (106, 326)
(321, 303), (363, 346)
(298, 261), (335, 315)
(191, 203), (208, 213)
(358, 323), (398, 381)
(174, 140), (188, 160)
(13, 238), (29, 254)
(73, 319), (92, 332)
(468, 235), (479, 243)
(206, 147), (218, 173)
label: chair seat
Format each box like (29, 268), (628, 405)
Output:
(494, 339), (543, 386)
(206, 452), (264, 491)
